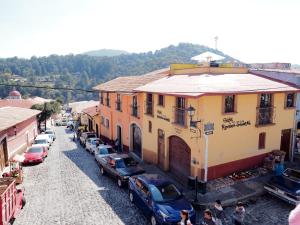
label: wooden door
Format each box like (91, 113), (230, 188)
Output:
(280, 129), (291, 161)
(0, 140), (6, 171)
(157, 129), (165, 170)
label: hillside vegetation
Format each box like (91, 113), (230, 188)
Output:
(0, 43), (236, 102)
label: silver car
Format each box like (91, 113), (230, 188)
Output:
(94, 145), (116, 165)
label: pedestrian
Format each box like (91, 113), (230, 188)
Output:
(232, 202), (245, 225)
(200, 209), (216, 225)
(213, 200), (226, 225)
(289, 203), (300, 225)
(178, 209), (192, 225)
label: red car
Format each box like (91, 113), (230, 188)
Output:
(23, 146), (48, 164)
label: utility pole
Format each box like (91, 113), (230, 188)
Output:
(204, 134), (209, 182)
(214, 36), (219, 50)
(44, 102), (47, 131)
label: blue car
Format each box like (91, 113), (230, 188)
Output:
(128, 174), (195, 225)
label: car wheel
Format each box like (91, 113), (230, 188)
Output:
(117, 178), (123, 188)
(129, 191), (134, 203)
(150, 216), (157, 225)
(100, 167), (106, 176)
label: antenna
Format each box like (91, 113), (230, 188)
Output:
(214, 36), (219, 50)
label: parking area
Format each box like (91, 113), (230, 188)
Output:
(14, 126), (294, 225)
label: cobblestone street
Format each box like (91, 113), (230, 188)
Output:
(14, 127), (295, 225)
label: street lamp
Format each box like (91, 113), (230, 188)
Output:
(186, 105), (202, 127)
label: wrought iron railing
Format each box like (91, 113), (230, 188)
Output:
(256, 107), (275, 125)
(145, 101), (153, 115)
(131, 105), (139, 118)
(174, 107), (186, 126)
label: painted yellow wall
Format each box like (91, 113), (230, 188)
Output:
(142, 92), (295, 177)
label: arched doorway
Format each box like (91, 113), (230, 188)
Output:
(131, 123), (142, 157)
(169, 136), (191, 184)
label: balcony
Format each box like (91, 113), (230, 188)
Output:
(174, 107), (186, 126)
(256, 107), (275, 126)
(145, 101), (153, 116)
(131, 105), (139, 118)
(115, 101), (122, 112)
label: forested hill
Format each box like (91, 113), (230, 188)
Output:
(0, 43), (237, 102)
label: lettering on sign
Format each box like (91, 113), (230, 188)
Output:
(222, 117), (251, 131)
(156, 110), (170, 122)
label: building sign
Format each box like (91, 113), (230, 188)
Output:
(157, 110), (170, 122)
(204, 122), (214, 135)
(222, 117), (251, 131)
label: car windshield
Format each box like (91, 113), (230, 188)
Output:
(284, 169), (300, 180)
(149, 183), (182, 202)
(99, 147), (115, 155)
(27, 147), (43, 153)
(87, 134), (96, 139)
(115, 157), (137, 168)
(35, 139), (47, 144)
(45, 131), (53, 134)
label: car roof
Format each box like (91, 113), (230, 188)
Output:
(98, 145), (112, 149)
(135, 173), (171, 186)
(35, 135), (49, 139)
(109, 153), (131, 159)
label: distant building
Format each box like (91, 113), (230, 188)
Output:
(7, 88), (22, 100)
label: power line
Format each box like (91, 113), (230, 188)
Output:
(0, 83), (97, 93)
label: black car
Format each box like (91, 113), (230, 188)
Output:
(98, 154), (145, 188)
(264, 168), (300, 205)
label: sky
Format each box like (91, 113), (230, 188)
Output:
(0, 0), (299, 63)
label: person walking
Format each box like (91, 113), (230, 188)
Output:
(200, 209), (216, 225)
(178, 210), (192, 225)
(232, 202), (245, 225)
(212, 200), (226, 225)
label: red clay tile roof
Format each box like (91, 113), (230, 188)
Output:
(93, 68), (170, 93)
(0, 98), (51, 109)
(82, 106), (98, 117)
(0, 107), (41, 132)
(135, 73), (299, 97)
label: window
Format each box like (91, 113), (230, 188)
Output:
(106, 119), (109, 128)
(148, 121), (152, 133)
(146, 93), (153, 115)
(106, 93), (110, 107)
(174, 97), (186, 126)
(116, 94), (122, 111)
(131, 96), (138, 117)
(260, 93), (272, 107)
(224, 95), (235, 113)
(158, 95), (164, 106)
(100, 92), (104, 105)
(258, 132), (266, 149)
(101, 116), (104, 125)
(286, 93), (295, 108)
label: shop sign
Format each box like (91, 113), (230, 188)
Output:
(204, 122), (214, 135)
(222, 117), (251, 131)
(157, 110), (170, 122)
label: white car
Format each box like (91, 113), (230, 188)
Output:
(32, 136), (50, 150)
(85, 138), (103, 154)
(45, 129), (56, 141)
(39, 133), (54, 145)
(94, 145), (116, 165)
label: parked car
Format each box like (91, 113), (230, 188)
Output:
(0, 178), (25, 225)
(36, 134), (53, 145)
(45, 129), (56, 141)
(23, 146), (48, 164)
(94, 145), (116, 164)
(264, 168), (300, 205)
(98, 154), (145, 188)
(86, 138), (103, 154)
(32, 135), (50, 150)
(55, 120), (62, 126)
(128, 174), (196, 225)
(80, 132), (97, 147)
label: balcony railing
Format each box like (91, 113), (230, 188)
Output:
(145, 101), (153, 116)
(174, 107), (186, 126)
(131, 105), (139, 118)
(115, 101), (122, 111)
(256, 107), (275, 125)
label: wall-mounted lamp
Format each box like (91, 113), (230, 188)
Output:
(186, 105), (202, 128)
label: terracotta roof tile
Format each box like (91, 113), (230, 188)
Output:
(0, 107), (41, 132)
(93, 68), (170, 92)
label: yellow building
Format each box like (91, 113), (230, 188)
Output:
(81, 106), (100, 136)
(134, 65), (298, 182)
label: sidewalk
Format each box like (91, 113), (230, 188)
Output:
(185, 174), (272, 209)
